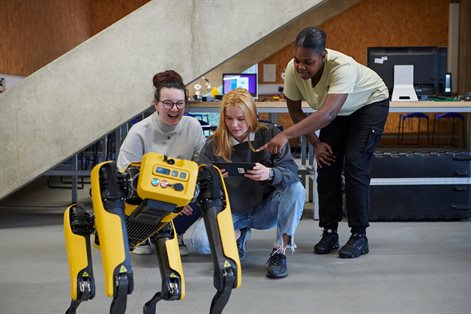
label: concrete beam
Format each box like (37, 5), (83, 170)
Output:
(0, 0), (323, 199)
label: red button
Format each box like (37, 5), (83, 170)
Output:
(160, 180), (169, 188)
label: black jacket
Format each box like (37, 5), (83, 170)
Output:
(198, 125), (300, 215)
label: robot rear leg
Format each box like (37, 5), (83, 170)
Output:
(64, 204), (95, 314)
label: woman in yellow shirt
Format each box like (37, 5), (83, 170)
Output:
(259, 27), (389, 259)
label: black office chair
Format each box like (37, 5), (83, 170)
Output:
(186, 113), (217, 137)
(257, 116), (283, 131)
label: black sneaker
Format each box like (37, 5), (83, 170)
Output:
(339, 233), (369, 258)
(266, 249), (288, 279)
(314, 229), (339, 254)
(236, 228), (251, 262)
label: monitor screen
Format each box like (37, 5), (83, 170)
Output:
(367, 46), (447, 97)
(222, 73), (257, 97)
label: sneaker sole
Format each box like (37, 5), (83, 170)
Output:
(338, 248), (369, 258)
(131, 250), (154, 255)
(131, 245), (154, 255)
(266, 272), (288, 279)
(314, 244), (339, 254)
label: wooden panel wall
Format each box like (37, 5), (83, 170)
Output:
(0, 0), (91, 76)
(258, 0), (451, 146)
(259, 0), (449, 84)
(90, 0), (150, 35)
(0, 0), (149, 76)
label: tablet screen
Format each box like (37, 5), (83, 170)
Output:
(213, 162), (256, 176)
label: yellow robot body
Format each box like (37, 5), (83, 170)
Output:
(137, 153), (198, 207)
(64, 153), (240, 314)
(123, 153), (199, 250)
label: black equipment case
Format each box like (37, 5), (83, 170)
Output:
(369, 150), (471, 221)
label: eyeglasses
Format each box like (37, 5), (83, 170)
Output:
(160, 99), (185, 110)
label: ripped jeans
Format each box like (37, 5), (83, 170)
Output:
(191, 181), (305, 255)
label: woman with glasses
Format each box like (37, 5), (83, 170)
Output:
(117, 70), (206, 256)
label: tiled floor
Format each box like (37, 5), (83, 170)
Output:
(1, 177), (470, 314)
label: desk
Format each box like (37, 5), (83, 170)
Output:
(187, 101), (471, 148)
(388, 101), (471, 113)
(188, 101), (471, 220)
(188, 100), (471, 112)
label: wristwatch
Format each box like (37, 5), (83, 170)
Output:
(268, 168), (274, 181)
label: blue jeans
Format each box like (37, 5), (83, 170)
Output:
(191, 181), (305, 254)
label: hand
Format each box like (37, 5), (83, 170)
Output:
(218, 168), (229, 178)
(245, 163), (270, 181)
(313, 141), (335, 168)
(180, 204), (193, 216)
(256, 133), (288, 155)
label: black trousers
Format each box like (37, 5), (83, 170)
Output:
(173, 202), (201, 235)
(317, 99), (389, 232)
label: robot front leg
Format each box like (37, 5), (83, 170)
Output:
(197, 165), (242, 314)
(92, 161), (134, 314)
(143, 222), (185, 314)
(64, 204), (95, 314)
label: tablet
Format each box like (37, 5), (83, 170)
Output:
(213, 162), (256, 176)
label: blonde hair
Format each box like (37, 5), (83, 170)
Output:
(211, 88), (264, 161)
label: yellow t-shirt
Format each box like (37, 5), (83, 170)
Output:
(283, 49), (389, 116)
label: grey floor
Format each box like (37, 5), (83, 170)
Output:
(1, 177), (470, 314)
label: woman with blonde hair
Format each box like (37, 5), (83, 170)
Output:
(192, 88), (305, 279)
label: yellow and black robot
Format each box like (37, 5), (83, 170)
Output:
(64, 152), (241, 314)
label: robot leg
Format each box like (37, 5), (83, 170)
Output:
(64, 203), (95, 314)
(197, 165), (241, 314)
(91, 161), (134, 314)
(143, 221), (185, 314)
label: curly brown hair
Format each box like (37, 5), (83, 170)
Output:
(152, 70), (187, 100)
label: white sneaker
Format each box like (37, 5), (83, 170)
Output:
(178, 234), (190, 256)
(132, 239), (154, 255)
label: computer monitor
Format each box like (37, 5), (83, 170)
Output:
(437, 46), (448, 94)
(367, 46), (447, 97)
(222, 73), (257, 97)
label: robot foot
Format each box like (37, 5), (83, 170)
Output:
(209, 268), (236, 314)
(109, 273), (131, 314)
(142, 292), (163, 314)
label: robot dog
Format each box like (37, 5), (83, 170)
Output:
(64, 152), (241, 314)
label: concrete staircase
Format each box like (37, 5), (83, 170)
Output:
(0, 0), (359, 200)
